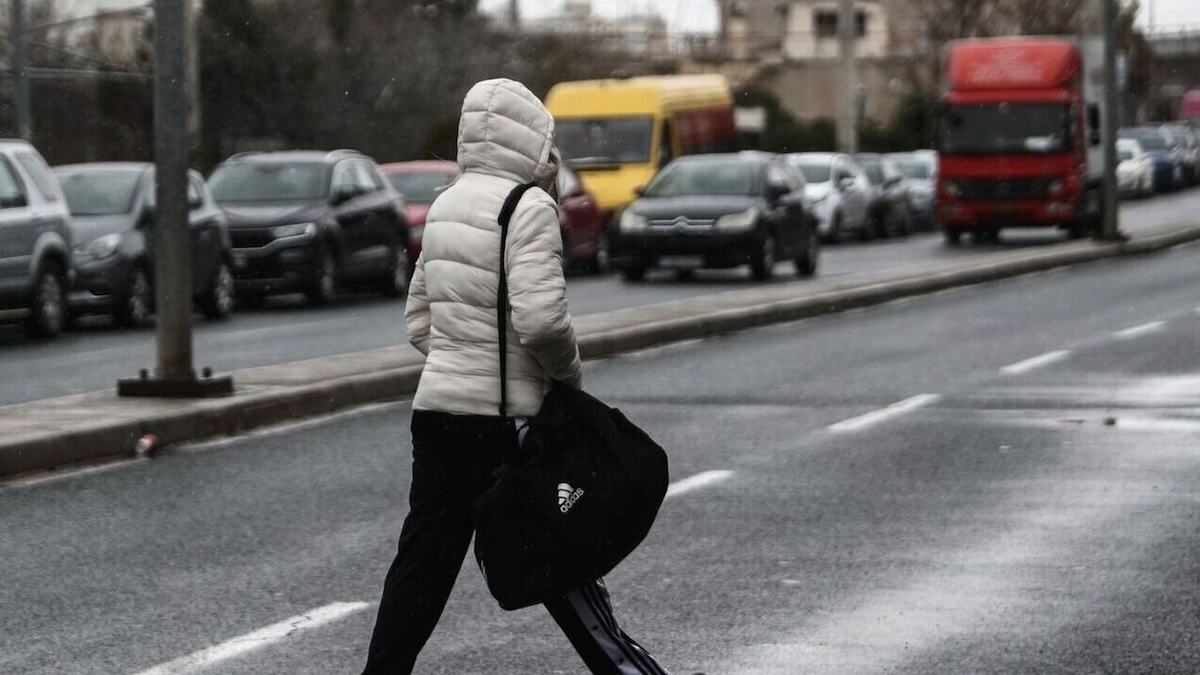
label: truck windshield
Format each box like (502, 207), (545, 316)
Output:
(556, 118), (654, 167)
(941, 104), (1071, 155)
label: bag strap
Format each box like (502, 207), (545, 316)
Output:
(496, 182), (538, 418)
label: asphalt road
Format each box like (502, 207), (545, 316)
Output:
(2, 236), (1199, 674)
(3, 189), (1200, 407)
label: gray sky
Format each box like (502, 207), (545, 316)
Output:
(482, 0), (1200, 35)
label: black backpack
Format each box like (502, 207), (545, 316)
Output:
(472, 183), (669, 610)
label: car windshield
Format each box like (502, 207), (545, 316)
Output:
(860, 161), (885, 185)
(792, 161), (832, 184)
(57, 169), (141, 216)
(556, 117), (654, 167)
(895, 160), (932, 179)
(941, 103), (1071, 155)
(642, 160), (760, 197)
(386, 171), (454, 204)
(208, 162), (329, 202)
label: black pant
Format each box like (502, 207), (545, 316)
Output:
(362, 410), (668, 674)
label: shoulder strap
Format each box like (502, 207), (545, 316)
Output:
(497, 182), (537, 417)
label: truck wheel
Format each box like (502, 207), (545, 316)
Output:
(943, 229), (962, 246)
(621, 265), (647, 282)
(25, 263), (67, 338)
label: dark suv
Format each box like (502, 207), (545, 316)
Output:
(207, 150), (410, 304)
(0, 139), (73, 338)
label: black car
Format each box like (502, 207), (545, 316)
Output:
(207, 150), (409, 304)
(54, 162), (235, 327)
(854, 153), (912, 238)
(612, 152), (818, 282)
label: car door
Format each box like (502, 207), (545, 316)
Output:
(0, 156), (38, 302)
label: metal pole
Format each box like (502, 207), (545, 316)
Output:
(837, 0), (857, 154)
(1100, 0), (1123, 240)
(10, 0), (31, 140)
(153, 0), (193, 381)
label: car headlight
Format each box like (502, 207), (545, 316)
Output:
(272, 222), (317, 239)
(714, 207), (758, 233)
(619, 210), (647, 234)
(75, 233), (122, 262)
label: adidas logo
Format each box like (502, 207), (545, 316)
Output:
(557, 482), (585, 514)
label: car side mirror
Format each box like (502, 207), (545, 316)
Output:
(332, 186), (359, 205)
(766, 183), (790, 202)
(837, 176), (855, 190)
(188, 194), (203, 210)
(634, 185), (646, 197)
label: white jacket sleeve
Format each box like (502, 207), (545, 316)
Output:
(404, 253), (431, 355)
(505, 194), (583, 388)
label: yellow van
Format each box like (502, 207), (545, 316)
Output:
(545, 74), (737, 219)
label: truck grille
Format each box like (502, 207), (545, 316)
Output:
(959, 178), (1050, 201)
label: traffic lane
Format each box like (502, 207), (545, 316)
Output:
(0, 185), (1195, 404)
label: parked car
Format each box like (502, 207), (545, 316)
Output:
(784, 152), (871, 242)
(378, 159), (458, 263)
(1115, 138), (1155, 199)
(207, 149), (410, 305)
(53, 163), (234, 327)
(612, 151), (818, 282)
(556, 162), (607, 272)
(855, 153), (912, 238)
(1119, 127), (1183, 193)
(0, 139), (73, 338)
(887, 150), (937, 230)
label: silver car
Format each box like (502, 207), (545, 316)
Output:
(785, 152), (872, 242)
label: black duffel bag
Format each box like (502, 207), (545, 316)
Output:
(472, 183), (669, 610)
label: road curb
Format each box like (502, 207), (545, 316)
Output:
(4, 225), (1200, 480)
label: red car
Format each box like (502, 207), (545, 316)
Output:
(381, 159), (606, 272)
(379, 160), (460, 261)
(557, 163), (607, 273)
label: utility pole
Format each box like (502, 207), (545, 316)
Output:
(119, 0), (231, 398)
(837, 0), (857, 154)
(1099, 0), (1124, 240)
(10, 0), (31, 140)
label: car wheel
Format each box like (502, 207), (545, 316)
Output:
(115, 266), (153, 328)
(795, 226), (819, 278)
(379, 243), (410, 298)
(305, 246), (338, 305)
(750, 233), (776, 281)
(588, 234), (610, 274)
(895, 208), (911, 237)
(24, 263), (66, 338)
(621, 265), (647, 282)
(821, 212), (842, 244)
(200, 260), (235, 320)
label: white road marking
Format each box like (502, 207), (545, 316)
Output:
(665, 470), (734, 499)
(1000, 350), (1071, 376)
(1113, 321), (1165, 339)
(827, 394), (940, 433)
(131, 601), (370, 675)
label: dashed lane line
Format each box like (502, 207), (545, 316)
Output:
(1000, 350), (1071, 376)
(130, 602), (371, 675)
(1113, 321), (1166, 339)
(827, 394), (941, 433)
(130, 471), (730, 674)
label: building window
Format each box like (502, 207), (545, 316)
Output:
(813, 9), (867, 38)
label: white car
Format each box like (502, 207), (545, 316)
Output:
(785, 152), (872, 242)
(1116, 138), (1154, 199)
(888, 150), (938, 230)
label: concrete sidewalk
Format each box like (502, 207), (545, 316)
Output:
(4, 223), (1200, 480)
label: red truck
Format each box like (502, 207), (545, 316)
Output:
(936, 37), (1104, 244)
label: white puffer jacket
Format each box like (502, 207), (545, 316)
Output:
(405, 79), (582, 417)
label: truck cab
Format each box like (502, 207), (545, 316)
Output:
(936, 37), (1103, 244)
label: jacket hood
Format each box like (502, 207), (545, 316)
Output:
(457, 78), (556, 188)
